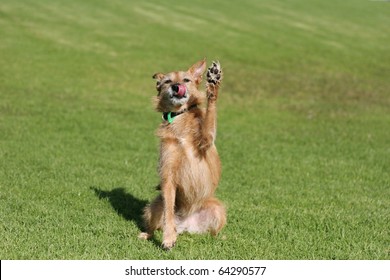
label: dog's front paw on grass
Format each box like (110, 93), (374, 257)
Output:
(162, 234), (177, 250)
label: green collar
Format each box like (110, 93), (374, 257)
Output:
(162, 104), (198, 124)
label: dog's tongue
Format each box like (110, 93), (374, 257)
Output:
(176, 84), (186, 98)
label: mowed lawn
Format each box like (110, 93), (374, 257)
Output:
(0, 0), (389, 259)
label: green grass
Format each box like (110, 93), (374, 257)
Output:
(0, 0), (389, 259)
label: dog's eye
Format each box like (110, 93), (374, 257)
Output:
(164, 79), (172, 84)
(183, 78), (191, 83)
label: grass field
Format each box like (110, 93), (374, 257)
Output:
(0, 0), (389, 259)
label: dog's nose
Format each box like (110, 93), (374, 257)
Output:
(171, 84), (179, 93)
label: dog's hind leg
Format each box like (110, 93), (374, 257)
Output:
(138, 195), (164, 240)
(201, 197), (226, 236)
(177, 197), (226, 236)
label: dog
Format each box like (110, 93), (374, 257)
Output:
(138, 59), (226, 250)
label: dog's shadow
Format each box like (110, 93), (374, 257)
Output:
(91, 187), (147, 231)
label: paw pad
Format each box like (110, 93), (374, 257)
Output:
(207, 61), (222, 85)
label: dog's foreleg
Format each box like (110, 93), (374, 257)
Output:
(161, 181), (177, 250)
(138, 194), (164, 240)
(200, 61), (223, 152)
(159, 141), (179, 250)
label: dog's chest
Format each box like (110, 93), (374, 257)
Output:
(178, 136), (196, 159)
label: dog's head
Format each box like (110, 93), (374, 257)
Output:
(153, 59), (207, 112)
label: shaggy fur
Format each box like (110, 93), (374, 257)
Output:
(138, 59), (226, 250)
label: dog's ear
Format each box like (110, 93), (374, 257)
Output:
(153, 73), (165, 81)
(153, 72), (165, 89)
(188, 59), (206, 85)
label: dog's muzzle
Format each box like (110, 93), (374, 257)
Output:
(171, 84), (187, 98)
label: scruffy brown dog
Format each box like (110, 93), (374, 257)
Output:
(138, 59), (226, 250)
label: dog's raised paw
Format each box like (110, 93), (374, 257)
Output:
(206, 61), (223, 86)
